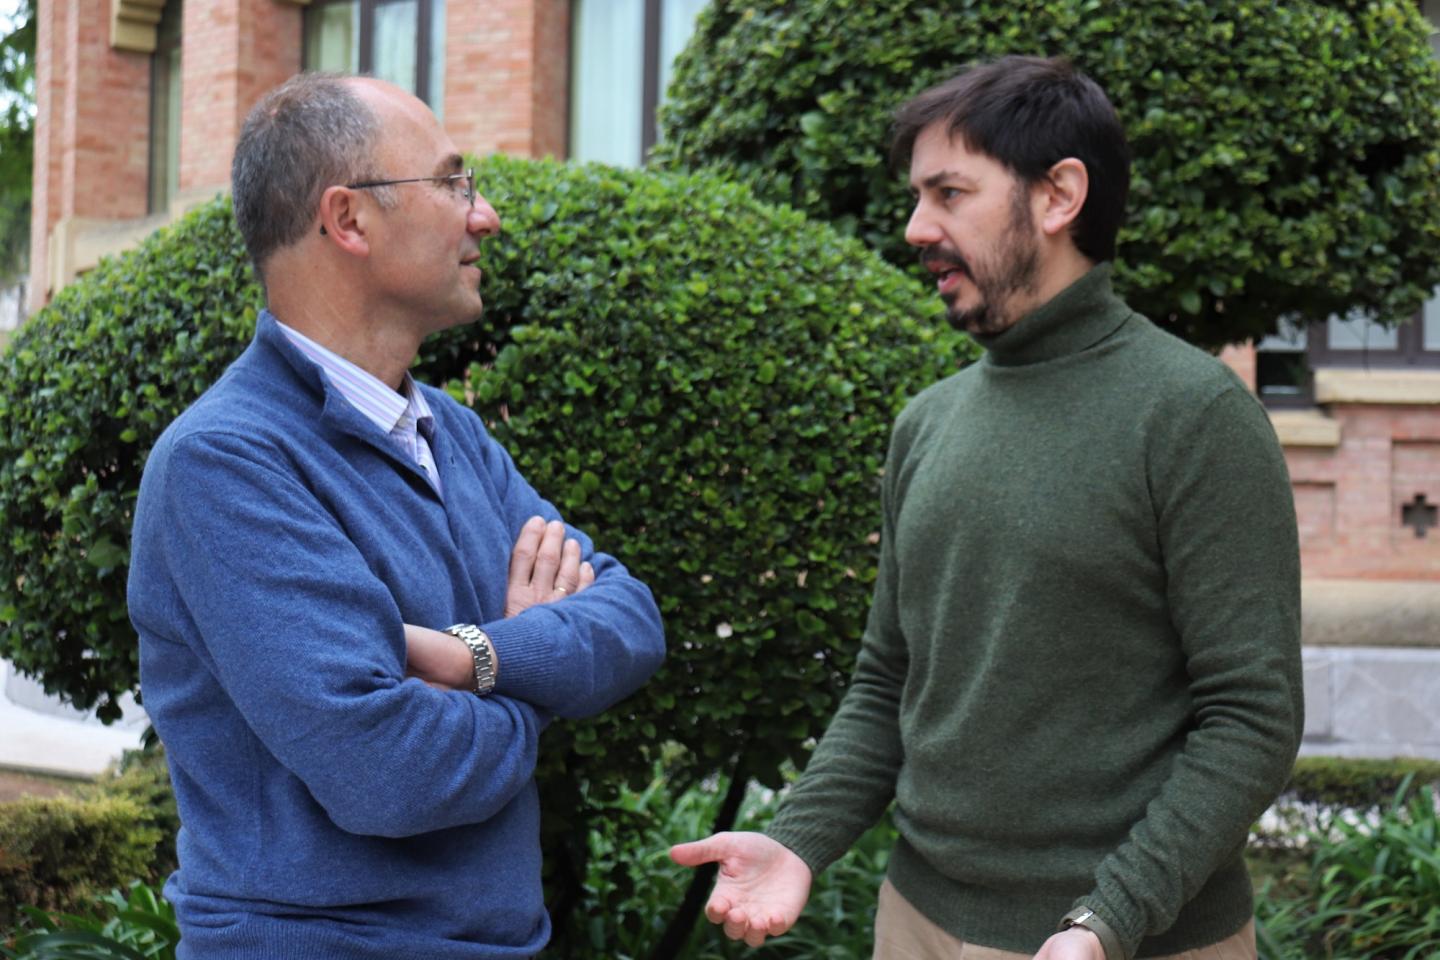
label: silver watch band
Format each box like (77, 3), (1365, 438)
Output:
(444, 623), (496, 696)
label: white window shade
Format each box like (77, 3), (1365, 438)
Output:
(570, 0), (645, 167)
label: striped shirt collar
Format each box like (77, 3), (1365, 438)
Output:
(272, 317), (435, 438)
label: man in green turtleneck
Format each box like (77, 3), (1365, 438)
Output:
(671, 56), (1302, 960)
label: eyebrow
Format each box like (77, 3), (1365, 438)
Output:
(917, 170), (976, 190)
(432, 154), (465, 177)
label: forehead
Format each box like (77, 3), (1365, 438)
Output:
(908, 122), (1012, 187)
(354, 80), (458, 169)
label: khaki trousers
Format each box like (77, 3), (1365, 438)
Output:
(872, 879), (1257, 960)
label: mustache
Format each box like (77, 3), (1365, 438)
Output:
(918, 245), (972, 278)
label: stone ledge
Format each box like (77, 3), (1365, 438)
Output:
(1302, 578), (1440, 648)
(1314, 368), (1440, 405)
(1302, 646), (1440, 761)
(1270, 410), (1341, 447)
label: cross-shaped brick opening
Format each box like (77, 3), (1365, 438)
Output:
(1400, 493), (1437, 539)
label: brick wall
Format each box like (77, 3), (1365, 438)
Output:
(445, 0), (568, 158)
(26, 0), (63, 312)
(62, 0), (150, 221)
(179, 0), (301, 194)
(27, 0), (150, 309)
(1287, 405), (1440, 578)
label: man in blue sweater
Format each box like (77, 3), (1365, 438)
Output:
(127, 73), (666, 959)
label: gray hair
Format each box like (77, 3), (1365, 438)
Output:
(231, 72), (396, 280)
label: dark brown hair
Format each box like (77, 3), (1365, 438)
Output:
(891, 56), (1131, 263)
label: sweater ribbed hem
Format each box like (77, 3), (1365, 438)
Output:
(887, 838), (1255, 958)
(177, 914), (545, 959)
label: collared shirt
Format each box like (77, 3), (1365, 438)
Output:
(275, 319), (443, 498)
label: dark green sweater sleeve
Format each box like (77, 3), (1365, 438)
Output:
(764, 425), (911, 873)
(1082, 385), (1303, 957)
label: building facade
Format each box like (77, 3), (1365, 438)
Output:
(24, 0), (1440, 582)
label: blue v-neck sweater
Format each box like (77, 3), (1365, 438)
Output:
(128, 312), (665, 959)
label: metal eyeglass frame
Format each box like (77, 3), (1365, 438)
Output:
(345, 168), (475, 206)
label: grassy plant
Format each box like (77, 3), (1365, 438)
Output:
(1, 882), (177, 960)
(1255, 775), (1440, 960)
(1306, 777), (1440, 959)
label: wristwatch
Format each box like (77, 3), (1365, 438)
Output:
(444, 623), (496, 696)
(1061, 906), (1121, 960)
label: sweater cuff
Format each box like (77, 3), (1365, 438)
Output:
(481, 614), (561, 705)
(1064, 910), (1125, 960)
(1077, 887), (1142, 960)
(763, 815), (845, 879)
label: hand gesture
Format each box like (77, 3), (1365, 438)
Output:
(669, 832), (812, 947)
(505, 516), (595, 617)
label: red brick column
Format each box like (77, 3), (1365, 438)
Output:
(445, 0), (568, 158)
(26, 0), (65, 311)
(1219, 342), (1257, 393)
(179, 0), (301, 195)
(27, 0), (150, 308)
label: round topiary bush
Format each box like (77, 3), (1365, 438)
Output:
(0, 200), (261, 722)
(0, 154), (971, 947)
(653, 0), (1440, 349)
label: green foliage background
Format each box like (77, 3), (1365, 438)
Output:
(0, 155), (971, 944)
(653, 0), (1440, 349)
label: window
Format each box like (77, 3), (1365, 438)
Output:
(569, 0), (708, 166)
(1255, 318), (1311, 408)
(148, 0), (181, 214)
(303, 0), (446, 115)
(1307, 307), (1440, 369)
(1255, 306), (1440, 407)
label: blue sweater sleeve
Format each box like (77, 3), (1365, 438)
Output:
(155, 430), (544, 839)
(456, 414), (666, 718)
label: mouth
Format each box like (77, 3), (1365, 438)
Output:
(460, 255), (482, 280)
(919, 247), (970, 296)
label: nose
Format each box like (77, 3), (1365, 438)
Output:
(904, 201), (940, 249)
(469, 194), (501, 238)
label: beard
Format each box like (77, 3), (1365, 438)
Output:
(920, 188), (1041, 336)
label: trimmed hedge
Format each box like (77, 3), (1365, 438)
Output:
(0, 155), (971, 948)
(653, 0), (1440, 348)
(0, 200), (259, 722)
(0, 796), (157, 932)
(1285, 755), (1440, 810)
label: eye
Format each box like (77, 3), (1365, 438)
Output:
(939, 187), (963, 202)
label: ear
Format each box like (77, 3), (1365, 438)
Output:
(1037, 158), (1088, 238)
(316, 185), (372, 258)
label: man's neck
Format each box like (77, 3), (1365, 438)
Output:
(267, 299), (421, 393)
(1022, 248), (1096, 321)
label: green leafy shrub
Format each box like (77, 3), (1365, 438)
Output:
(0, 201), (259, 721)
(0, 796), (159, 931)
(568, 762), (893, 960)
(0, 155), (971, 949)
(654, 0), (1440, 348)
(0, 750), (176, 935)
(1, 881), (178, 960)
(1256, 775), (1440, 960)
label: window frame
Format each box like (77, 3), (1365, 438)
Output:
(568, 0), (698, 164)
(147, 0), (182, 215)
(1307, 308), (1440, 369)
(300, 0), (440, 109)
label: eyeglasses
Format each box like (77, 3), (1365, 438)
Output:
(346, 168), (475, 207)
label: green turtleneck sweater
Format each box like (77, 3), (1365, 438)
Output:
(766, 265), (1303, 958)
